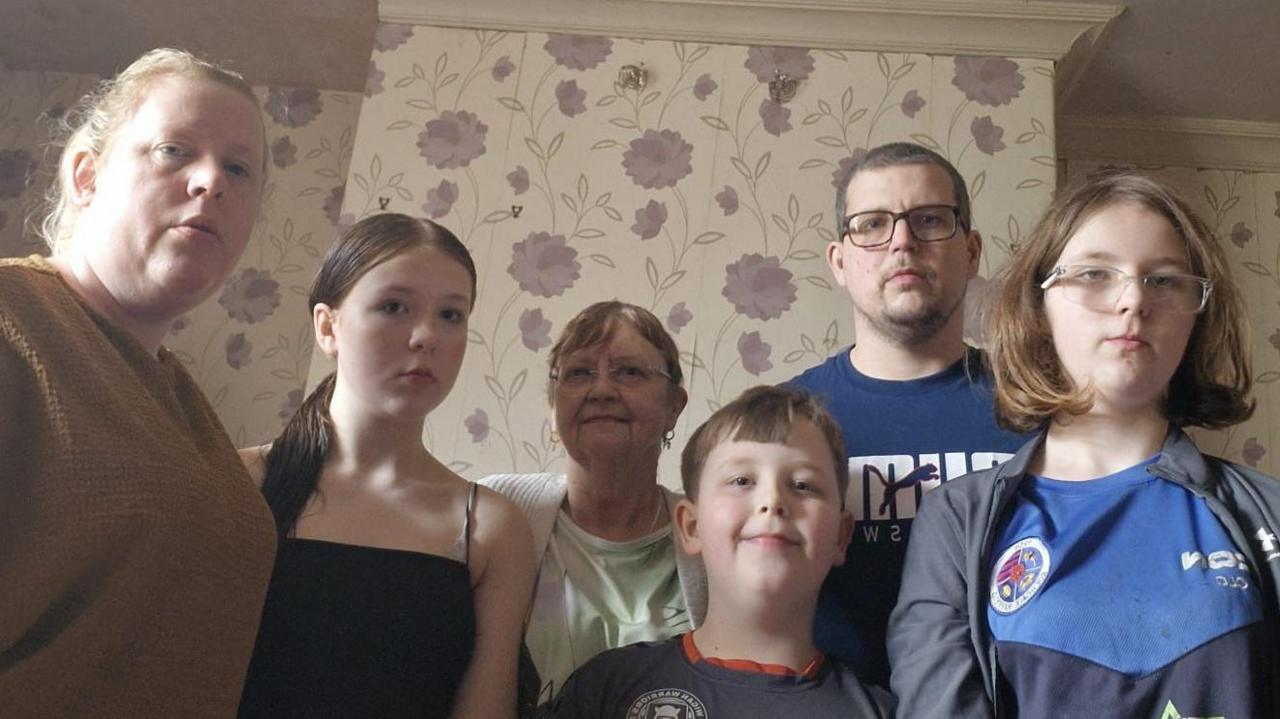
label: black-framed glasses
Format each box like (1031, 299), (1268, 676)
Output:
(1040, 265), (1213, 314)
(550, 363), (674, 389)
(841, 205), (963, 248)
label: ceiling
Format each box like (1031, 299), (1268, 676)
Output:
(1, 0), (1275, 139)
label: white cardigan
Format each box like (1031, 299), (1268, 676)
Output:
(479, 472), (708, 628)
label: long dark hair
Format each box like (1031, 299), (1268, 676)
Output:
(261, 213), (477, 538)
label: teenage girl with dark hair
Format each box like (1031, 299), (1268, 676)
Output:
(237, 212), (535, 719)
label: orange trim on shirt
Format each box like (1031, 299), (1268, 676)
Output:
(681, 631), (825, 680)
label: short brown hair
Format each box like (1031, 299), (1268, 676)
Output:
(546, 301), (684, 402)
(40, 47), (265, 252)
(834, 141), (972, 236)
(988, 170), (1253, 432)
(680, 385), (849, 503)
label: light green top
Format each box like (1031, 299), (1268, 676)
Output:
(525, 508), (690, 700)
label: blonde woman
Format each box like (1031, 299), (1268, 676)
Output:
(0, 49), (275, 715)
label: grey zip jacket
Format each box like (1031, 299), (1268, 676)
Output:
(887, 428), (1280, 719)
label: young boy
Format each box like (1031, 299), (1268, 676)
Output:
(543, 385), (893, 718)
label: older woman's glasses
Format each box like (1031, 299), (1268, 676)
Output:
(1040, 265), (1213, 314)
(841, 205), (962, 248)
(550, 364), (674, 389)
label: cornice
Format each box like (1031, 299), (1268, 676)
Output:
(1059, 115), (1280, 173)
(379, 0), (1121, 60)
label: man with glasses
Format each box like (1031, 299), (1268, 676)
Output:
(788, 142), (1026, 688)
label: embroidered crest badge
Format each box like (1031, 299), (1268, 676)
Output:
(990, 537), (1052, 614)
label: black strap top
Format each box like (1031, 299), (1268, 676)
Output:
(238, 484), (479, 718)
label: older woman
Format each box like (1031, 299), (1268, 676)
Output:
(888, 171), (1280, 718)
(0, 49), (276, 714)
(482, 300), (705, 702)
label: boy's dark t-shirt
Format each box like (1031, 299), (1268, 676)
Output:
(543, 633), (892, 718)
(789, 347), (1026, 686)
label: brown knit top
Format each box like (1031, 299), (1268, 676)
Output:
(0, 256), (277, 717)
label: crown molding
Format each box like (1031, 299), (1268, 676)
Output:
(379, 0), (1121, 60)
(1059, 115), (1280, 173)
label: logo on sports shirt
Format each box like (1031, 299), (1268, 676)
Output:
(625, 688), (707, 719)
(1160, 699), (1224, 719)
(990, 537), (1052, 614)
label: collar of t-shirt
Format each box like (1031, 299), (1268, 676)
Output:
(681, 631), (824, 680)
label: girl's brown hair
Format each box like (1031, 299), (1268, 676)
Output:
(261, 213), (476, 537)
(988, 170), (1252, 433)
(680, 385), (849, 504)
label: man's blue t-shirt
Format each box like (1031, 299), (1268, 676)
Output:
(789, 347), (1026, 687)
(988, 459), (1267, 718)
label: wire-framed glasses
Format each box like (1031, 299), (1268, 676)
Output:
(841, 205), (963, 248)
(1040, 265), (1213, 314)
(550, 363), (674, 389)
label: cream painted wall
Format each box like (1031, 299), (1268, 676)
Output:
(310, 24), (1057, 483)
(1063, 161), (1280, 476)
(0, 66), (362, 447)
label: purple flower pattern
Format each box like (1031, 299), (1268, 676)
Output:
(507, 166), (530, 195)
(323, 185), (346, 225)
(374, 23), (414, 52)
(271, 136), (297, 169)
(971, 116), (1006, 155)
(952, 56), (1024, 107)
(737, 331), (773, 375)
(465, 409), (490, 443)
(556, 80), (587, 118)
(745, 46), (815, 83)
(667, 303), (693, 334)
(519, 308), (553, 351)
(901, 90), (926, 118)
(225, 333), (253, 370)
(631, 200), (668, 240)
(723, 254), (796, 321)
(1230, 222), (1253, 248)
(418, 111), (488, 170)
(759, 99), (792, 137)
(716, 186), (739, 216)
(509, 232), (581, 298)
(693, 73), (717, 101)
(422, 179), (459, 219)
(623, 129), (693, 190)
(279, 389), (304, 423)
(219, 268), (282, 324)
(1242, 437), (1266, 468)
(264, 87), (323, 128)
(492, 55), (516, 82)
(0, 149), (36, 199)
(544, 35), (613, 70)
(831, 149), (868, 189)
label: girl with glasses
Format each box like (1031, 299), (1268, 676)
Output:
(889, 171), (1279, 718)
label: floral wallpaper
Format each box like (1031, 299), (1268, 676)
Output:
(1064, 161), (1280, 477)
(0, 66), (361, 448)
(317, 24), (1058, 483)
(0, 68), (99, 258)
